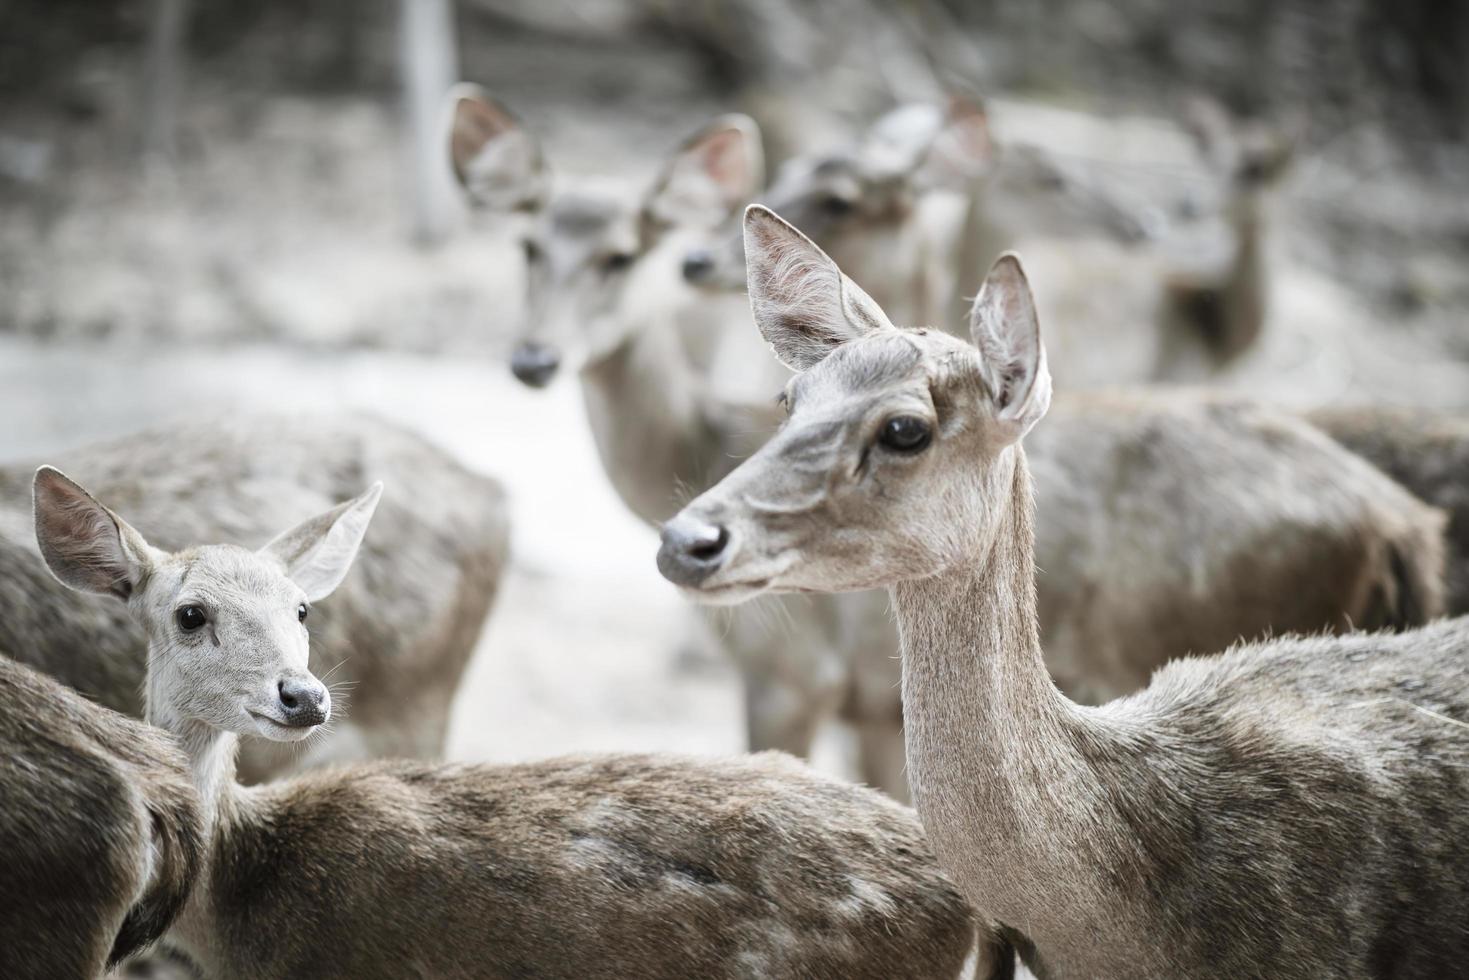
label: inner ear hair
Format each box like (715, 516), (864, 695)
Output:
(33, 466), (150, 600)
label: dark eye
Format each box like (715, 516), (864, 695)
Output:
(176, 606), (207, 632)
(297, 603), (309, 623)
(820, 195), (855, 217)
(522, 239), (543, 264)
(601, 251), (635, 274)
(878, 416), (931, 453)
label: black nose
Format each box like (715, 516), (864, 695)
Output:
(510, 342), (561, 388)
(278, 677), (329, 728)
(657, 515), (731, 587)
(681, 249), (715, 285)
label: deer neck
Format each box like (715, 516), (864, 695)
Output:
(578, 318), (720, 525)
(145, 671), (253, 967)
(892, 445), (1132, 928)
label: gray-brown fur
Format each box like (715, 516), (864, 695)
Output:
(663, 209), (1469, 976)
(32, 469), (983, 980)
(1310, 404), (1469, 616)
(0, 412), (508, 783)
(1029, 391), (1445, 699)
(0, 654), (202, 976)
(198, 751), (977, 980)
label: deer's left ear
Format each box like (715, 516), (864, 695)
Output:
(644, 114), (764, 231)
(968, 253), (1051, 442)
(260, 483), (383, 603)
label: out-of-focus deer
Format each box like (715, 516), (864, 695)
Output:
(684, 98), (1294, 387)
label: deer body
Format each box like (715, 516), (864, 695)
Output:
(660, 206), (1469, 977)
(897, 459), (1469, 978)
(175, 747), (978, 980)
(0, 655), (201, 978)
(33, 467), (984, 980)
(0, 413), (508, 783)
(1310, 404), (1469, 617)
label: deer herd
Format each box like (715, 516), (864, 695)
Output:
(2, 83), (1467, 980)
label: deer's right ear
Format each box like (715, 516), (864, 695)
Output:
(33, 467), (155, 600)
(744, 205), (893, 372)
(447, 84), (547, 211)
(968, 253), (1051, 442)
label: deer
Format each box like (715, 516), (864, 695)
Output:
(682, 99), (1293, 387)
(1309, 404), (1469, 616)
(0, 412), (508, 785)
(0, 654), (202, 979)
(451, 87), (1442, 778)
(449, 85), (914, 799)
(658, 205), (1469, 978)
(31, 465), (995, 980)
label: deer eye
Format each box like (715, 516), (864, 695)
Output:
(819, 195), (855, 217)
(601, 251), (635, 275)
(878, 416), (931, 453)
(298, 603), (309, 623)
(176, 606), (207, 632)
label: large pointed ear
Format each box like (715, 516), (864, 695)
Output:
(644, 114), (763, 231)
(919, 97), (993, 190)
(968, 253), (1051, 441)
(33, 466), (156, 601)
(861, 99), (992, 189)
(743, 204), (894, 371)
(446, 84), (547, 211)
(259, 483), (382, 603)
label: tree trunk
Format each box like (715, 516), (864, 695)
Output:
(399, 0), (461, 245)
(142, 0), (191, 171)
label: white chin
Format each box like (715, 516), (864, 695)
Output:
(680, 580), (772, 607)
(246, 713), (320, 742)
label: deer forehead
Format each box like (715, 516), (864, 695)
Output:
(154, 545), (301, 611)
(793, 330), (969, 403)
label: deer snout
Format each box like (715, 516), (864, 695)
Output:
(657, 515), (731, 586)
(277, 676), (330, 728)
(510, 341), (561, 388)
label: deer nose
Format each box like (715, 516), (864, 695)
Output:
(510, 342), (561, 388)
(277, 677), (329, 728)
(681, 249), (716, 285)
(657, 515), (731, 586)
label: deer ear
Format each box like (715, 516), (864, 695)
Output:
(968, 253), (1051, 441)
(446, 84), (547, 211)
(645, 114), (763, 230)
(862, 99), (993, 189)
(259, 483), (382, 603)
(743, 205), (893, 372)
(919, 97), (993, 189)
(33, 466), (155, 601)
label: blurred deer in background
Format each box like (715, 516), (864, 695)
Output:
(1311, 404), (1469, 616)
(659, 207), (1469, 978)
(0, 413), (508, 784)
(33, 468), (991, 980)
(0, 655), (201, 978)
(683, 98), (1294, 387)
(449, 86), (913, 799)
